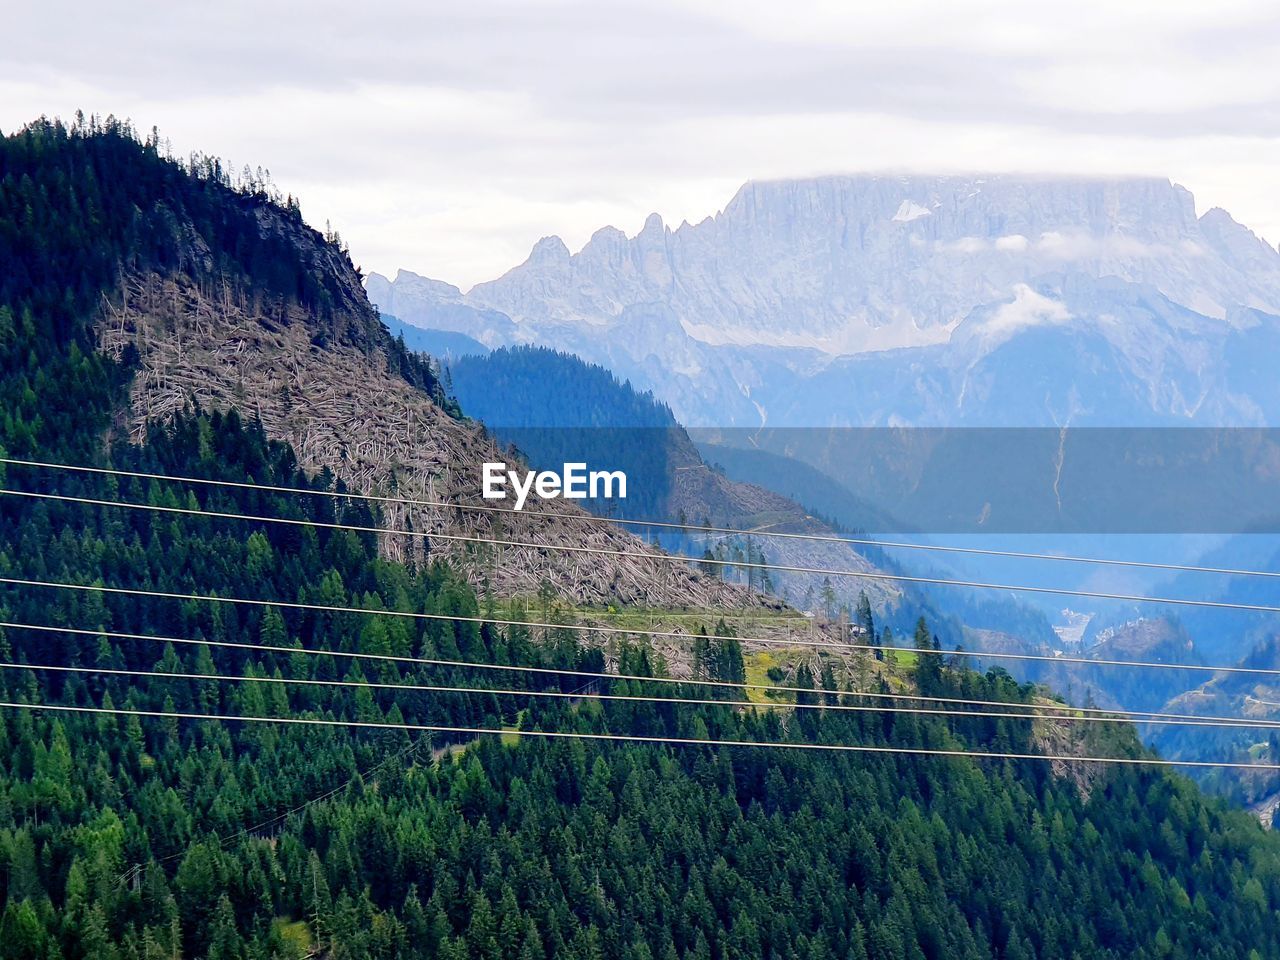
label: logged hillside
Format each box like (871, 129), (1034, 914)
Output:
(0, 116), (766, 612)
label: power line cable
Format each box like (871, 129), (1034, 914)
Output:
(0, 619), (1257, 725)
(7, 659), (1273, 729)
(7, 487), (1280, 616)
(0, 576), (1265, 677)
(4, 466), (1271, 784)
(116, 736), (425, 885)
(5, 456), (1277, 580)
(4, 699), (1277, 771)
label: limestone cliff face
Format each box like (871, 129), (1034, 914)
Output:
(369, 175), (1280, 429)
(379, 174), (1280, 350)
(464, 175), (1280, 352)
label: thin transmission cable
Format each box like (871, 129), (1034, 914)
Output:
(7, 487), (1280, 616)
(5, 456), (1278, 581)
(9, 659), (1274, 729)
(0, 619), (1260, 725)
(118, 736), (425, 882)
(224, 737), (422, 842)
(5, 699), (1279, 771)
(0, 575), (1270, 677)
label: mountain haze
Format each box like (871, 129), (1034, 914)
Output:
(374, 171), (1280, 799)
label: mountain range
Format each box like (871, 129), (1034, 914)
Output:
(368, 175), (1280, 429)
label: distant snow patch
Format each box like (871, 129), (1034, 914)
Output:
(892, 200), (932, 223)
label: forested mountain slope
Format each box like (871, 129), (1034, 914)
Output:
(380, 313), (489, 363)
(4, 117), (1280, 960)
(448, 346), (904, 614)
(4, 409), (1280, 960)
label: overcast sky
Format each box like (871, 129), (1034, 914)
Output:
(6, 0), (1280, 289)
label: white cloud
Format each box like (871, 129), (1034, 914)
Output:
(1033, 231), (1181, 260)
(983, 284), (1072, 338)
(943, 237), (989, 254)
(3, 0), (1279, 286)
(941, 231), (1195, 259)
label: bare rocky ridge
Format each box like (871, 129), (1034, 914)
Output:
(95, 270), (776, 612)
(454, 175), (1280, 349)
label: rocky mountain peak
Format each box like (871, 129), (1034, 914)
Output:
(639, 211), (666, 236)
(450, 174), (1280, 357)
(527, 234), (571, 264)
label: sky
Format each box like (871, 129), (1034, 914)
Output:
(5, 0), (1280, 290)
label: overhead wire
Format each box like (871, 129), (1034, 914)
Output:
(6, 486), (1280, 616)
(4, 699), (1279, 771)
(4, 464), (1276, 771)
(0, 619), (1269, 727)
(4, 455), (1278, 580)
(8, 658), (1277, 729)
(116, 736), (426, 885)
(0, 575), (1268, 678)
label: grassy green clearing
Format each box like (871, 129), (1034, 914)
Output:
(744, 652), (795, 704)
(885, 648), (919, 668)
(272, 919), (312, 959)
(490, 598), (809, 632)
(500, 727), (522, 747)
